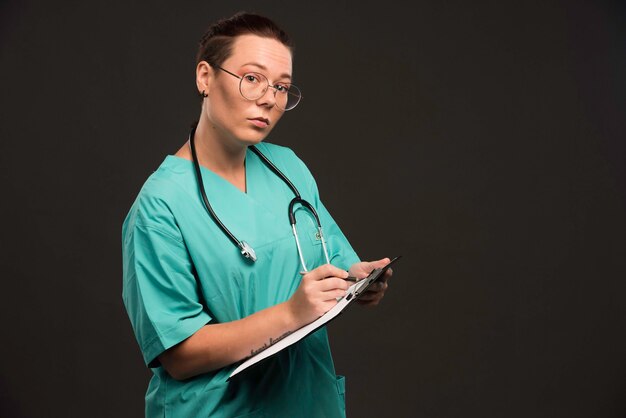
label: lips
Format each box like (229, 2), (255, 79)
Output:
(248, 117), (270, 128)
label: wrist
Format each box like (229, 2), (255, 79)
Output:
(279, 300), (303, 330)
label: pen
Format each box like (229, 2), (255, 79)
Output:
(299, 272), (358, 282)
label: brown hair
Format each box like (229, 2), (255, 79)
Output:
(196, 12), (293, 67)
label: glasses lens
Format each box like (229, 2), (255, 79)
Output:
(279, 84), (301, 111)
(239, 73), (269, 100)
(239, 72), (302, 111)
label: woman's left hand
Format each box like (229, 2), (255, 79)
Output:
(348, 258), (392, 307)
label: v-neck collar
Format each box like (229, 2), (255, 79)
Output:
(163, 151), (295, 249)
(167, 146), (261, 192)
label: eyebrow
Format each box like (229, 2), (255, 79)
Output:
(241, 62), (292, 81)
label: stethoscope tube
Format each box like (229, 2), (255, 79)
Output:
(287, 197), (330, 271)
(189, 126), (256, 260)
(189, 126), (330, 267)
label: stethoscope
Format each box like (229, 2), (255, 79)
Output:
(189, 125), (330, 271)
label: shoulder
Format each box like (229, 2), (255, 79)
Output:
(141, 156), (194, 200)
(123, 157), (194, 239)
(254, 142), (314, 181)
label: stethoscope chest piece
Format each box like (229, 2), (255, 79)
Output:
(239, 241), (257, 262)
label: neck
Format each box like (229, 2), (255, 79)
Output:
(192, 117), (247, 175)
(175, 116), (248, 193)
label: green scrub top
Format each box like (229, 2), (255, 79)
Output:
(122, 142), (360, 417)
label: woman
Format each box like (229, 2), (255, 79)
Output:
(122, 12), (392, 417)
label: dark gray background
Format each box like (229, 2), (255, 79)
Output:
(1, 0), (625, 417)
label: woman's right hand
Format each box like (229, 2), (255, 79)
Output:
(286, 264), (351, 327)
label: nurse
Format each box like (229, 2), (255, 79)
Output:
(122, 12), (392, 417)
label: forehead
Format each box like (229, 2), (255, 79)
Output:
(225, 34), (293, 77)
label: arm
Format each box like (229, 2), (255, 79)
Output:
(158, 264), (350, 380)
(123, 194), (352, 381)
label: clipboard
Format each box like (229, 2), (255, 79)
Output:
(229, 256), (402, 379)
(346, 255), (401, 302)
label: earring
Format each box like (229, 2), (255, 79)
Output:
(200, 90), (208, 98)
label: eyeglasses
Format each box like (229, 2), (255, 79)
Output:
(214, 65), (302, 111)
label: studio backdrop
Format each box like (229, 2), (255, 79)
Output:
(0, 1), (625, 417)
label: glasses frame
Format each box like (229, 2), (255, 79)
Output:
(214, 65), (302, 111)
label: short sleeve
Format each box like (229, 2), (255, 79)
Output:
(122, 195), (211, 368)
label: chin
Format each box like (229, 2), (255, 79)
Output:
(238, 129), (271, 146)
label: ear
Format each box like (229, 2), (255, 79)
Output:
(196, 61), (214, 96)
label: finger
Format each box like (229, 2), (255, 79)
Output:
(371, 257), (391, 268)
(362, 281), (386, 294)
(360, 258), (391, 275)
(363, 280), (389, 296)
(321, 288), (348, 301)
(356, 292), (383, 304)
(310, 264), (349, 281)
(378, 270), (392, 284)
(358, 291), (377, 301)
(351, 268), (370, 280)
(318, 277), (350, 292)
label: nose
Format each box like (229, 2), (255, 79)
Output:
(255, 86), (278, 108)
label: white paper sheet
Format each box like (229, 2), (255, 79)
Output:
(229, 274), (378, 379)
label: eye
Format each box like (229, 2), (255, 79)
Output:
(244, 74), (260, 83)
(274, 84), (290, 93)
